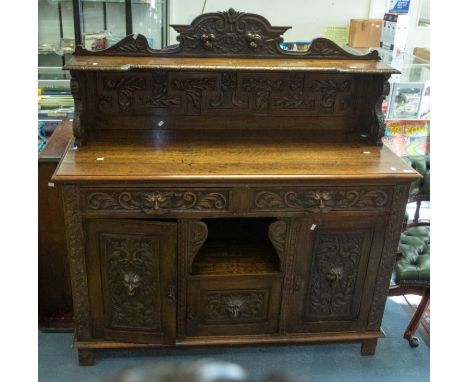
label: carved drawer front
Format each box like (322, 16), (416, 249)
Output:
(287, 214), (387, 333)
(82, 188), (232, 216)
(185, 276), (282, 337)
(85, 219), (177, 344)
(252, 187), (392, 213)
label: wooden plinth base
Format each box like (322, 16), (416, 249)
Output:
(360, 338), (378, 356)
(73, 329), (384, 365)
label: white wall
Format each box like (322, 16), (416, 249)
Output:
(406, 0), (430, 52)
(169, 0), (373, 44)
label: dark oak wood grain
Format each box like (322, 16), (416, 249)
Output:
(53, 130), (418, 183)
(54, 10), (419, 365)
(65, 56), (397, 73)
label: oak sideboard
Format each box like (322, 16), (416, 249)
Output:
(52, 9), (420, 365)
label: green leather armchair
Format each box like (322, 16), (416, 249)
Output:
(388, 154), (430, 348)
(402, 154), (430, 224)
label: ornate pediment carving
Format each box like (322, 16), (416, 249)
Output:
(74, 9), (379, 60)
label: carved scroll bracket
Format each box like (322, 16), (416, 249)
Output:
(268, 220), (288, 271)
(187, 221), (209, 274)
(69, 71), (88, 147)
(371, 73), (392, 146)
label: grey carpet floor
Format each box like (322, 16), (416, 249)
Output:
(38, 298), (429, 382)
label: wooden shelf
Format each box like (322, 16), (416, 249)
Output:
(192, 243), (280, 275)
(53, 130), (420, 183)
(65, 55), (398, 74)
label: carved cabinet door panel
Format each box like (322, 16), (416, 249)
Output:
(286, 214), (387, 333)
(85, 219), (177, 343)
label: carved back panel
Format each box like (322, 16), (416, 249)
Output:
(95, 71), (355, 117)
(66, 9), (395, 146)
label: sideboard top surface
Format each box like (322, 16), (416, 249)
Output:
(65, 55), (398, 74)
(53, 121), (419, 184)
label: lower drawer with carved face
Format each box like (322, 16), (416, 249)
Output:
(251, 186), (393, 213)
(81, 188), (232, 216)
(185, 275), (282, 337)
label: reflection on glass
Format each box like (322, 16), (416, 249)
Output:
(81, 0), (126, 50)
(418, 0), (430, 27)
(132, 0), (167, 49)
(38, 0), (75, 66)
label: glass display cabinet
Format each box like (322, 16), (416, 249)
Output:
(379, 49), (430, 120)
(39, 0), (169, 59)
(347, 46), (430, 157)
(380, 50), (430, 157)
(38, 0), (169, 147)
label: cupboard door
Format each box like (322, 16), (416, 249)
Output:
(287, 215), (387, 333)
(85, 219), (177, 343)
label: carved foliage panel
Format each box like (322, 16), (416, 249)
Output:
(95, 72), (355, 118)
(254, 188), (391, 213)
(100, 233), (162, 331)
(200, 289), (269, 324)
(305, 230), (369, 320)
(84, 189), (230, 215)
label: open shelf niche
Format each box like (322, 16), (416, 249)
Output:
(189, 218), (286, 276)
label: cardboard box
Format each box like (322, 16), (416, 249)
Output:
(84, 32), (109, 51)
(380, 13), (409, 51)
(348, 19), (383, 48)
(413, 47), (430, 62)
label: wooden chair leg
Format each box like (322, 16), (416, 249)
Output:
(404, 289), (430, 347)
(413, 200), (421, 223)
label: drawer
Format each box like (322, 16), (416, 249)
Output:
(185, 276), (282, 337)
(82, 188), (232, 216)
(251, 186), (393, 213)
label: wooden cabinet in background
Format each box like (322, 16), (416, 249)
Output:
(38, 120), (73, 328)
(52, 9), (421, 365)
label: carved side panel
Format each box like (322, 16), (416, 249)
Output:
(278, 219), (299, 334)
(367, 184), (410, 330)
(254, 188), (391, 212)
(62, 185), (91, 339)
(101, 234), (162, 331)
(305, 232), (366, 320)
(201, 290), (268, 324)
